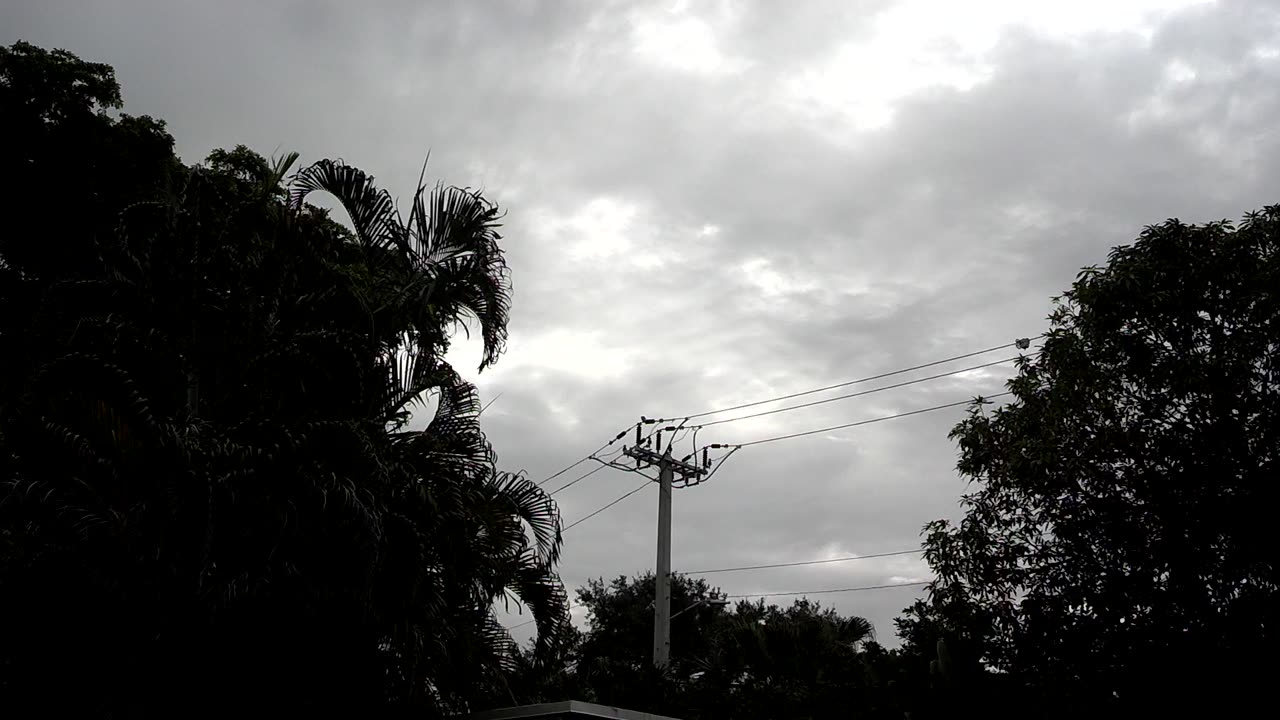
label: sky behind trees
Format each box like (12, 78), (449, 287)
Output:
(5, 0), (1277, 644)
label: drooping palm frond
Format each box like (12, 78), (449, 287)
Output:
(507, 550), (573, 659)
(375, 338), (455, 429)
(416, 370), (496, 477)
(486, 471), (562, 567)
(408, 183), (510, 370)
(288, 159), (405, 258)
(287, 160), (512, 374)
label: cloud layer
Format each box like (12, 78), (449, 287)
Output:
(6, 0), (1278, 645)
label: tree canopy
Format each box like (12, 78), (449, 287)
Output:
(503, 573), (901, 719)
(0, 41), (569, 718)
(922, 208), (1280, 715)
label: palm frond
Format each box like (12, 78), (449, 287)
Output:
(508, 552), (573, 660)
(420, 370), (494, 469)
(267, 151), (300, 192)
(288, 159), (405, 257)
(408, 183), (511, 370)
(486, 471), (562, 567)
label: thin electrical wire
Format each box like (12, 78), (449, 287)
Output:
(735, 392), (1013, 447)
(536, 454), (596, 488)
(664, 426), (692, 453)
(548, 464), (609, 496)
(698, 446), (739, 484)
(509, 602), (583, 631)
(592, 450), (659, 477)
(477, 392), (503, 417)
(562, 479), (653, 532)
(725, 581), (929, 599)
(598, 458), (634, 473)
(684, 549), (922, 575)
(536, 423), (637, 487)
(694, 357), (1018, 428)
(682, 340), (1028, 420)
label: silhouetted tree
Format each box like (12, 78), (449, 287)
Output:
(692, 597), (877, 719)
(925, 207), (1280, 716)
(0, 41), (569, 718)
(521, 573), (893, 719)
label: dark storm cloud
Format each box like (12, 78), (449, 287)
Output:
(6, 0), (1278, 644)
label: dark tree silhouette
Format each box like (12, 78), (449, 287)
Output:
(923, 207), (1280, 716)
(0, 42), (569, 718)
(506, 573), (891, 720)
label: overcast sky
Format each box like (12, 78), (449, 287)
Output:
(6, 0), (1279, 647)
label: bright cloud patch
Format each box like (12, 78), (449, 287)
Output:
(740, 257), (817, 297)
(630, 2), (747, 76)
(783, 0), (1213, 132)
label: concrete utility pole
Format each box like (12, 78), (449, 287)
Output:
(654, 453), (673, 668)
(624, 438), (705, 669)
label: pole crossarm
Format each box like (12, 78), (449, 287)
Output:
(623, 445), (706, 481)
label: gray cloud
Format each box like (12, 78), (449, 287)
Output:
(6, 0), (1279, 646)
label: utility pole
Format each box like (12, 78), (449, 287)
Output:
(654, 452), (673, 668)
(624, 434), (705, 669)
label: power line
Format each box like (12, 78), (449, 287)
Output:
(682, 339), (1029, 421)
(548, 464), (609, 496)
(563, 478), (653, 532)
(512, 599), (586, 627)
(694, 357), (1018, 428)
(536, 423), (637, 487)
(735, 392), (1013, 447)
(536, 454), (597, 487)
(725, 581), (930, 599)
(684, 549), (922, 575)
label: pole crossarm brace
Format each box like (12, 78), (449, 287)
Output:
(623, 445), (706, 482)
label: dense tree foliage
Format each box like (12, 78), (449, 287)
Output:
(0, 41), (569, 718)
(501, 573), (909, 719)
(8, 38), (1280, 720)
(923, 208), (1280, 716)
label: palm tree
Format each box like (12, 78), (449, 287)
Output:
(286, 159), (571, 703)
(0, 139), (569, 717)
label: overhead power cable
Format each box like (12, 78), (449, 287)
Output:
(536, 454), (599, 488)
(735, 392), (1013, 447)
(536, 423), (638, 487)
(548, 464), (609, 496)
(725, 581), (930, 599)
(509, 602), (583, 631)
(681, 339), (1031, 421)
(694, 357), (1017, 428)
(563, 479), (653, 532)
(684, 549), (922, 575)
